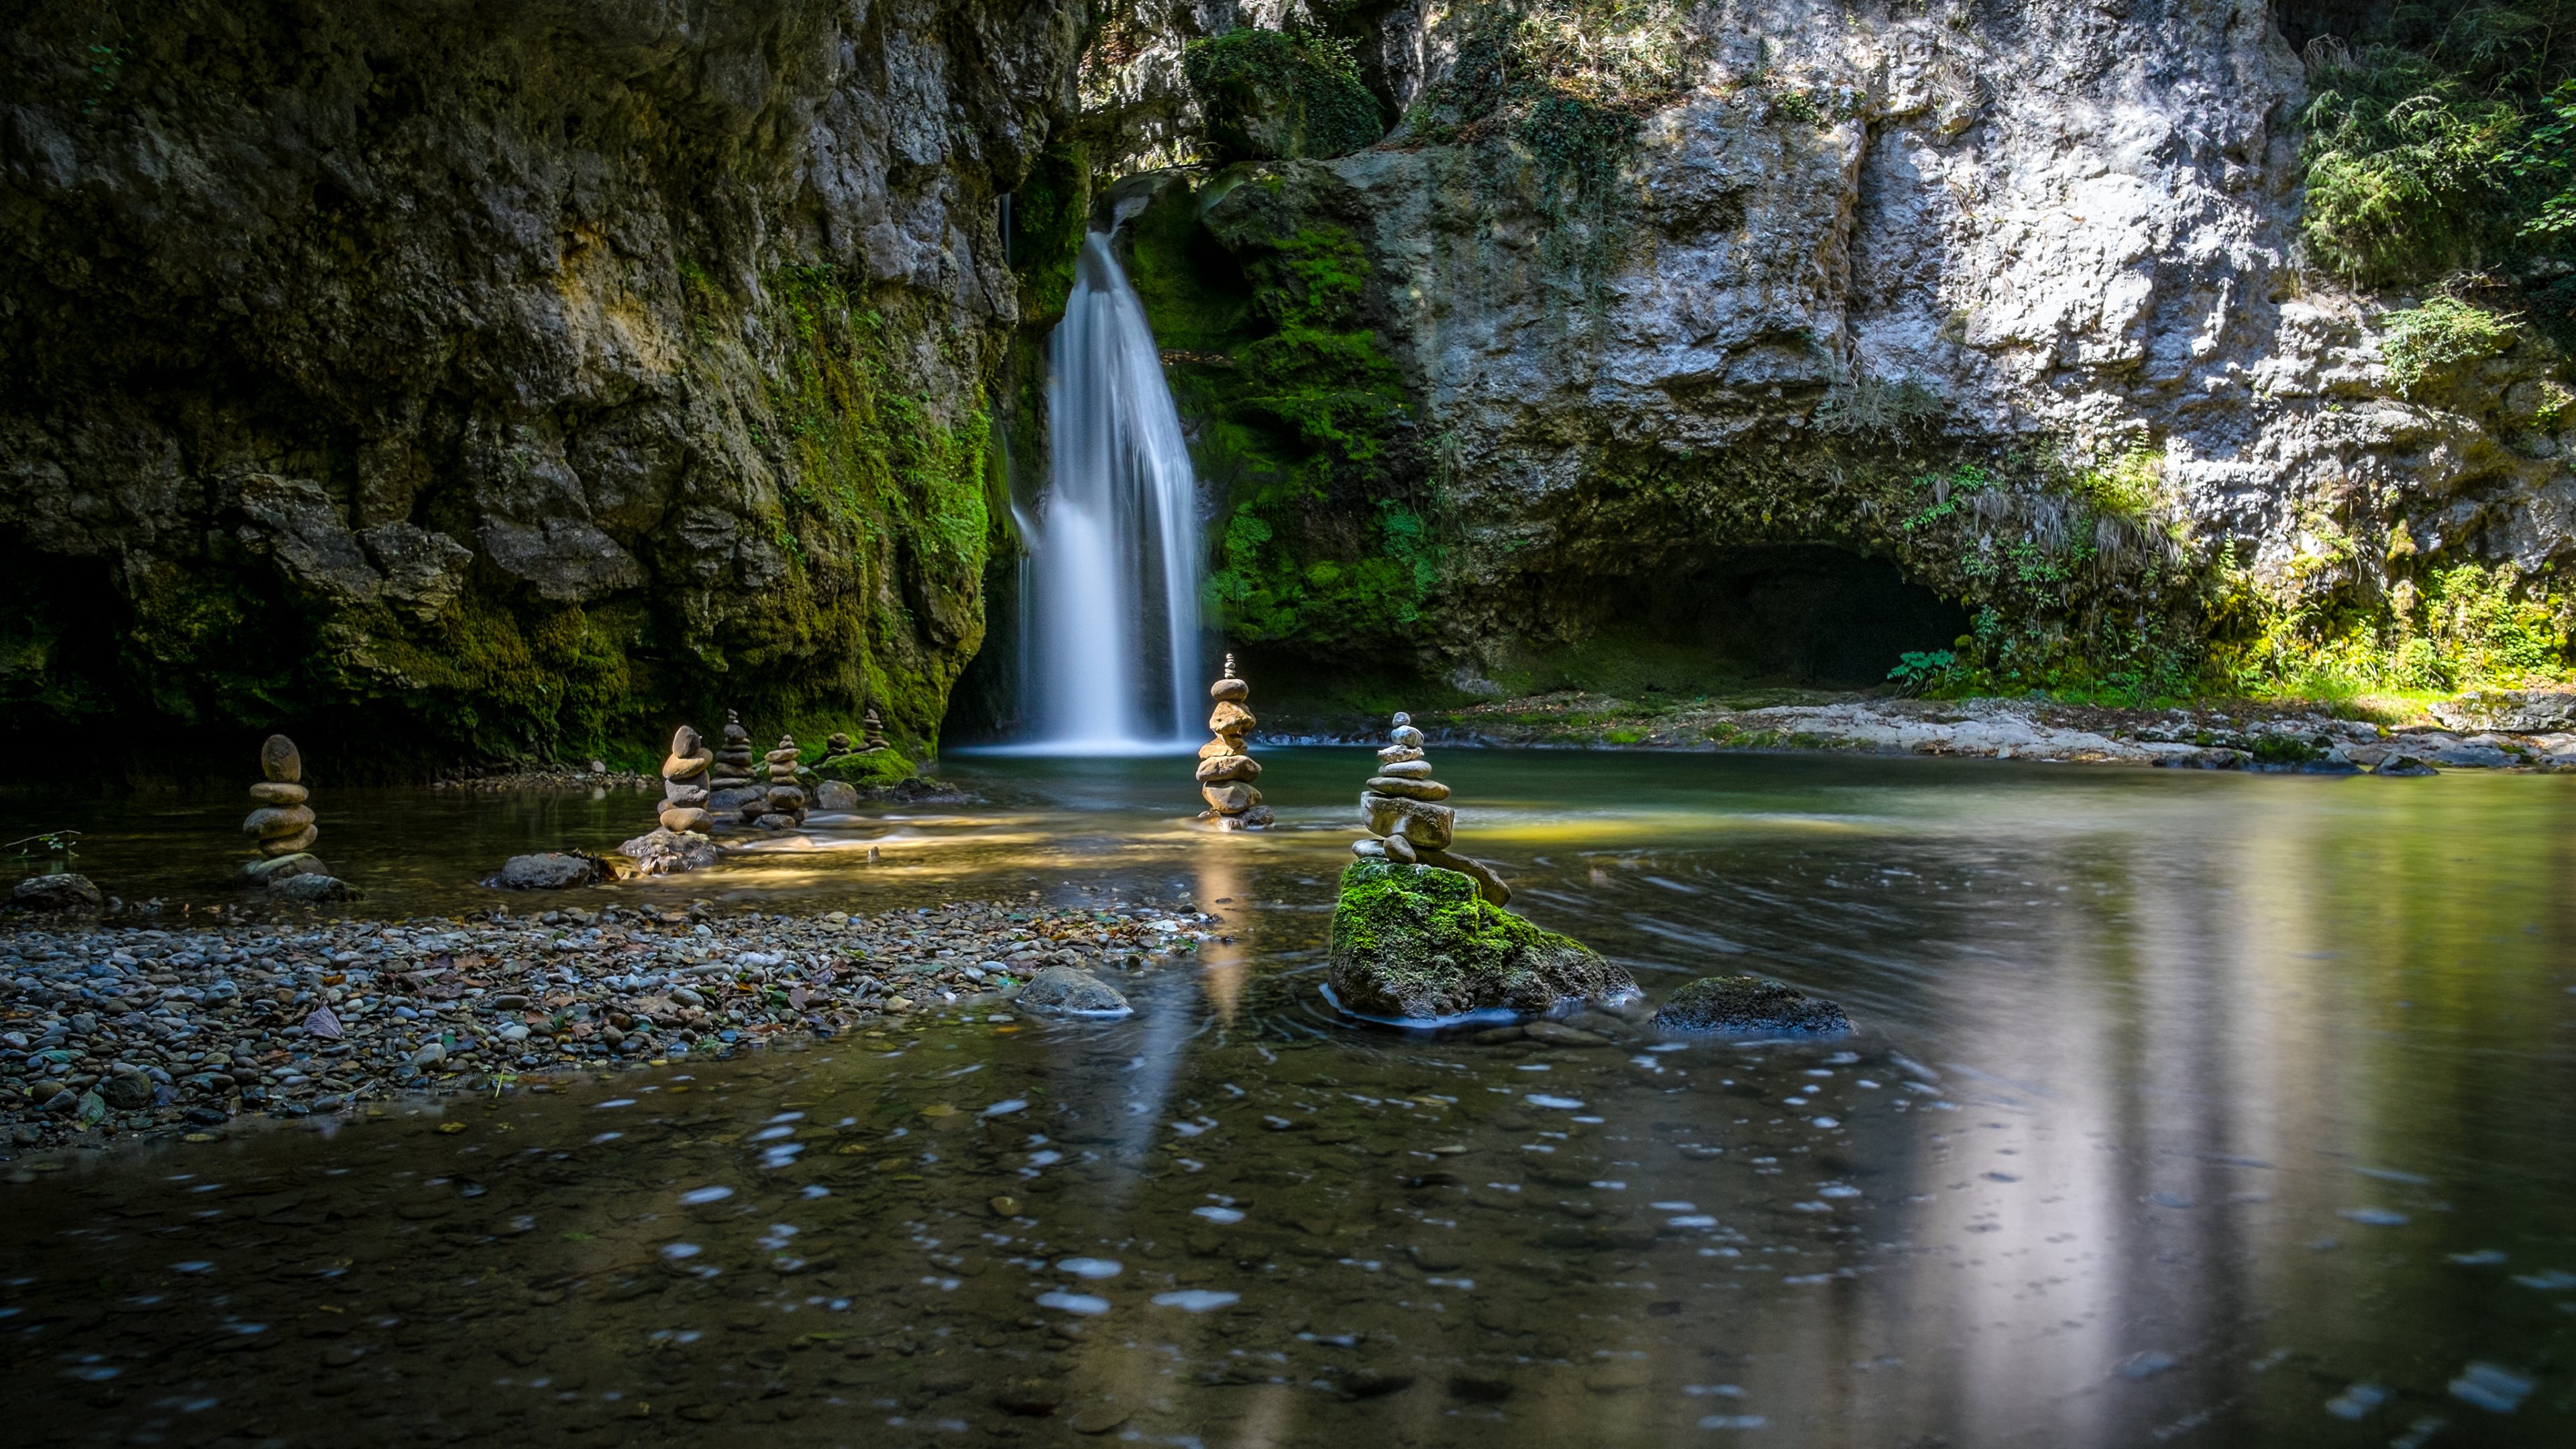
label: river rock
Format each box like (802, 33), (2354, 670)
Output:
(238, 852), (329, 886)
(618, 828), (718, 877)
(823, 731), (855, 759)
(1366, 775), (1451, 801)
(2430, 688), (2576, 734)
(11, 874), (103, 916)
(1015, 964), (1133, 1016)
(1652, 975), (1850, 1036)
(268, 873), (355, 903)
(2376, 753), (2440, 777)
(243, 734), (321, 858)
(659, 724), (716, 834)
(1195, 654), (1273, 829)
(1326, 859), (1630, 1021)
(490, 853), (608, 890)
(814, 779), (860, 811)
(706, 711), (763, 820)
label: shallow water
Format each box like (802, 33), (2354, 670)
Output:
(5, 750), (2575, 1445)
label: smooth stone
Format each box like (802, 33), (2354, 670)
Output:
(261, 822), (320, 857)
(1362, 792), (1454, 849)
(1415, 846), (1511, 906)
(248, 780), (309, 805)
(753, 812), (798, 830)
(260, 735), (303, 784)
(663, 780), (710, 806)
(1208, 701), (1255, 735)
(1378, 745), (1425, 763)
(766, 785), (807, 811)
(1196, 754), (1263, 783)
(619, 828), (718, 876)
(1377, 759), (1434, 778)
(1209, 678), (1250, 703)
(1366, 775), (1451, 800)
(1203, 782), (1263, 813)
(659, 806), (712, 833)
(1326, 860), (1632, 1021)
(1384, 833), (1419, 863)
(11, 874), (103, 916)
(1352, 837), (1386, 858)
(1652, 975), (1851, 1036)
(236, 852), (328, 886)
(268, 873), (354, 903)
(490, 853), (609, 890)
(814, 780), (859, 811)
(1015, 965), (1132, 1017)
(243, 804), (315, 839)
(1390, 725), (1424, 747)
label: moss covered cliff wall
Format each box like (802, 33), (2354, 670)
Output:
(0, 0), (1081, 777)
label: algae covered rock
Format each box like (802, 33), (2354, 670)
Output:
(813, 749), (919, 787)
(1653, 975), (1849, 1036)
(1326, 860), (1632, 1021)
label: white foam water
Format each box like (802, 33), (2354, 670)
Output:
(1022, 229), (1203, 751)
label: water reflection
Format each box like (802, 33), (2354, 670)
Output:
(3, 752), (2572, 1444)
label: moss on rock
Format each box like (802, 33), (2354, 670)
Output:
(1326, 859), (1631, 1020)
(812, 749), (918, 786)
(1183, 30), (1385, 163)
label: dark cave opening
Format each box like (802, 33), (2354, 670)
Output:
(1530, 545), (1972, 694)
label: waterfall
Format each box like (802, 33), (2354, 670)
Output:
(1022, 229), (1203, 750)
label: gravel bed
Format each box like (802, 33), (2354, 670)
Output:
(0, 896), (1220, 1154)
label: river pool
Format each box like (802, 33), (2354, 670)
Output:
(4, 749), (2573, 1446)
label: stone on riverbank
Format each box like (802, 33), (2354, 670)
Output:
(616, 829), (718, 877)
(11, 874), (103, 916)
(1652, 975), (1849, 1036)
(268, 873), (356, 904)
(814, 780), (860, 812)
(1014, 964), (1132, 1016)
(490, 853), (611, 890)
(1326, 859), (1629, 1021)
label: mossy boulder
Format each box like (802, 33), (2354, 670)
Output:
(1652, 975), (1849, 1036)
(813, 749), (918, 786)
(1326, 859), (1632, 1021)
(1183, 30), (1385, 162)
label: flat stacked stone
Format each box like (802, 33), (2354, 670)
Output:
(658, 724), (714, 835)
(860, 706), (889, 753)
(706, 710), (763, 824)
(758, 735), (809, 829)
(821, 731), (855, 761)
(239, 734), (320, 864)
(1196, 654), (1273, 830)
(1350, 712), (1511, 904)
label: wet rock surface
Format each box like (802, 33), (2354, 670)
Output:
(0, 896), (1218, 1152)
(9, 875), (102, 916)
(1014, 964), (1133, 1017)
(490, 854), (615, 891)
(1653, 975), (1851, 1036)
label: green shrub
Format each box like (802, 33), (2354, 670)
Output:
(2379, 294), (2520, 394)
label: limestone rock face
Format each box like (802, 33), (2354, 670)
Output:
(0, 0), (1087, 757)
(1653, 975), (1851, 1037)
(1326, 860), (1633, 1022)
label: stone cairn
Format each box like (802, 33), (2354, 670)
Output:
(1197, 655), (1273, 830)
(821, 730), (855, 761)
(759, 735), (809, 829)
(658, 724), (714, 834)
(242, 735), (317, 859)
(860, 706), (890, 753)
(705, 711), (763, 824)
(1352, 711), (1511, 905)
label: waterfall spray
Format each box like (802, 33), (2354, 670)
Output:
(1024, 230), (1204, 749)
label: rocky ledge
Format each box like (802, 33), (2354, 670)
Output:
(0, 898), (1220, 1155)
(1365, 691), (2576, 772)
(1326, 859), (1633, 1022)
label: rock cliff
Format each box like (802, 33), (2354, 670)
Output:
(1, 0), (1081, 770)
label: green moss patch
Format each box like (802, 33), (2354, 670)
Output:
(1325, 859), (1630, 1021)
(1183, 28), (1385, 162)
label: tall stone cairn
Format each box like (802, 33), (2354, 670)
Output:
(706, 710), (763, 823)
(1352, 712), (1511, 905)
(659, 724), (714, 834)
(1197, 655), (1274, 829)
(859, 706), (889, 753)
(242, 735), (317, 857)
(759, 735), (809, 828)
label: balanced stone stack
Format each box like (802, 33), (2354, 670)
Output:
(705, 711), (763, 823)
(659, 724), (714, 834)
(243, 735), (317, 858)
(1351, 712), (1511, 905)
(821, 731), (855, 761)
(860, 706), (889, 753)
(1197, 655), (1273, 830)
(758, 735), (809, 829)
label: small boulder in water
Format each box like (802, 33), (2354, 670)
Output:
(1653, 975), (1849, 1036)
(1326, 859), (1630, 1021)
(617, 828), (718, 877)
(1014, 965), (1132, 1016)
(813, 779), (860, 812)
(490, 853), (610, 890)
(11, 873), (103, 916)
(268, 873), (356, 904)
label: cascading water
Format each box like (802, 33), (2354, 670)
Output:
(1020, 229), (1203, 750)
